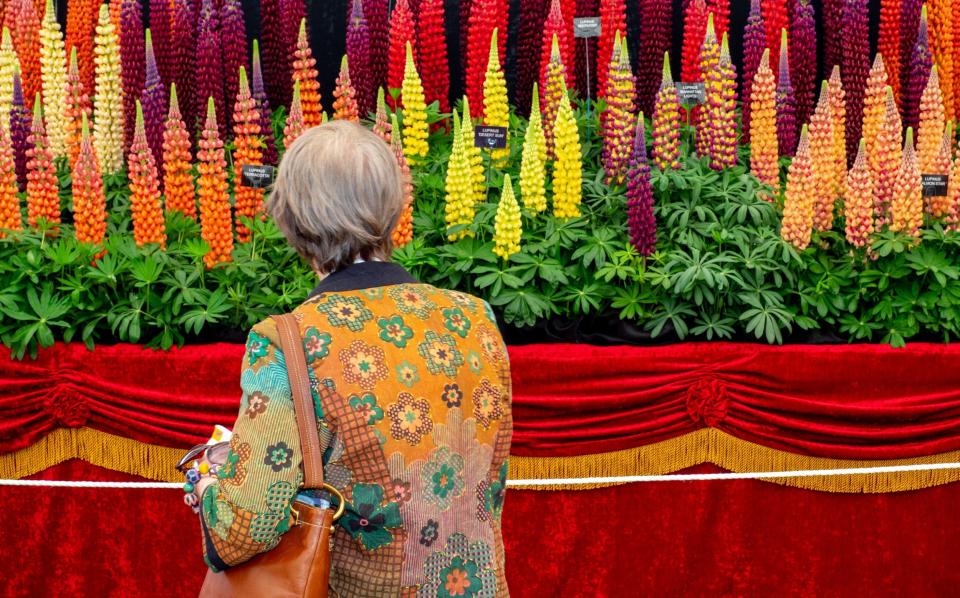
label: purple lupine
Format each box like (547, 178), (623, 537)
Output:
(141, 30), (168, 170)
(220, 0), (247, 131)
(170, 0), (196, 135)
(904, 7), (932, 134)
(900, 0), (923, 98)
(790, 0), (816, 133)
(515, 0), (551, 116)
(346, 0), (373, 117)
(194, 0), (226, 136)
(741, 0), (766, 143)
(776, 34), (797, 157)
(260, 0), (290, 108)
(822, 0), (842, 69)
(10, 70), (30, 192)
(626, 114), (657, 257)
(363, 0), (389, 101)
(637, 0), (672, 115)
(251, 40), (278, 165)
(574, 0), (599, 102)
(149, 0), (173, 87)
(120, 0), (146, 151)
(841, 0), (869, 164)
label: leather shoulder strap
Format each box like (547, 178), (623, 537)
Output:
(272, 314), (325, 489)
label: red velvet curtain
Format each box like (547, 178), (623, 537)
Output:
(4, 460), (959, 597)
(4, 342), (960, 461)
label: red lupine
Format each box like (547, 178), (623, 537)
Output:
(680, 0), (708, 85)
(574, 0), (599, 101)
(7, 0), (40, 109)
(790, 0), (816, 133)
(598, 0), (626, 98)
(841, 0), (869, 165)
(466, 0), (505, 115)
(169, 0), (196, 132)
(141, 29), (167, 171)
(741, 0), (766, 142)
(65, 0), (98, 93)
(776, 30), (797, 156)
(251, 40), (278, 166)
(905, 6), (933, 133)
(459, 0), (472, 75)
(363, 0), (389, 100)
(417, 0), (450, 113)
(637, 0), (672, 116)
(822, 0), (842, 70)
(120, 0), (145, 150)
(538, 0), (575, 103)
(148, 0), (172, 87)
(387, 0), (416, 108)
(260, 0), (289, 109)
(220, 0), (247, 131)
(626, 114), (656, 257)
(10, 68), (29, 191)
(194, 0), (225, 136)
(706, 0), (729, 40)
(761, 0), (787, 57)
(516, 0), (551, 116)
(900, 0), (923, 104)
(879, 0), (901, 105)
(346, 0), (373, 118)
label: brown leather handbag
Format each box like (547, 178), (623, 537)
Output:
(199, 314), (344, 598)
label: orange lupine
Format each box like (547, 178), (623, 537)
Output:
(232, 67), (265, 243)
(291, 19), (321, 127)
(162, 84), (196, 220)
(390, 113), (413, 249)
(333, 55), (360, 123)
(929, 0), (954, 119)
(65, 0), (98, 93)
(918, 66), (946, 173)
(810, 82), (837, 232)
(890, 127), (923, 238)
(63, 47), (91, 168)
(929, 122), (954, 217)
(283, 81), (306, 150)
(0, 119), (21, 236)
(862, 54), (888, 160)
(372, 87), (391, 143)
(72, 113), (107, 246)
(781, 125), (815, 249)
(8, 0), (40, 109)
(749, 49), (779, 195)
(844, 139), (875, 247)
(25, 97), (58, 227)
(197, 97), (233, 268)
(828, 67), (847, 169)
(870, 87), (903, 228)
(127, 102), (166, 247)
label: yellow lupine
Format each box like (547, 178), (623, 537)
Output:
(0, 28), (17, 134)
(444, 111), (475, 240)
(918, 66), (946, 173)
(39, 0), (67, 157)
(519, 84), (547, 213)
(862, 54), (888, 161)
(781, 125), (815, 250)
(810, 81), (837, 232)
(552, 86), (582, 219)
(482, 28), (509, 164)
(493, 174), (521, 260)
(828, 67), (846, 171)
(400, 42), (428, 163)
(461, 96), (485, 205)
(93, 3), (124, 173)
(891, 127), (923, 238)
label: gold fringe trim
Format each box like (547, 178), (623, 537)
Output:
(3, 427), (960, 493)
(509, 428), (960, 492)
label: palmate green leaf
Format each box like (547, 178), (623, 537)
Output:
(177, 290), (232, 335)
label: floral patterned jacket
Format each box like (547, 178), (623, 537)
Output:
(199, 262), (512, 597)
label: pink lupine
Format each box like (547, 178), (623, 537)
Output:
(194, 0), (225, 136)
(141, 29), (167, 170)
(363, 0), (389, 100)
(149, 0), (172, 86)
(220, 0), (247, 130)
(346, 0), (373, 118)
(260, 0), (289, 108)
(120, 0), (145, 150)
(841, 0), (869, 164)
(169, 0), (196, 132)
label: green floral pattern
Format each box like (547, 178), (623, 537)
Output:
(317, 295), (374, 331)
(339, 483), (402, 551)
(377, 315), (414, 348)
(443, 308), (471, 338)
(302, 327), (332, 364)
(246, 331), (271, 365)
(421, 446), (465, 510)
(348, 393), (384, 425)
(418, 330), (465, 377)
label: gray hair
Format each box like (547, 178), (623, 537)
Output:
(268, 121), (405, 274)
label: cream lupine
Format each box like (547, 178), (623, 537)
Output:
(93, 3), (124, 173)
(482, 28), (509, 164)
(519, 84), (547, 213)
(891, 127), (923, 237)
(844, 139), (875, 247)
(917, 66), (946, 173)
(781, 125), (815, 250)
(444, 111), (476, 240)
(552, 87), (582, 219)
(871, 88), (903, 227)
(810, 81), (838, 232)
(38, 0), (67, 157)
(929, 122), (953, 217)
(0, 29), (16, 134)
(828, 67), (846, 171)
(862, 54), (888, 160)
(400, 42), (428, 164)
(493, 174), (521, 260)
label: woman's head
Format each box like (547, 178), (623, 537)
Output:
(268, 121), (405, 274)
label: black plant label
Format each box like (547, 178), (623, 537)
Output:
(574, 17), (601, 38)
(475, 126), (508, 149)
(241, 165), (276, 189)
(676, 82), (706, 106)
(921, 174), (949, 197)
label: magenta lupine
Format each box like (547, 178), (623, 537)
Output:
(841, 0), (869, 164)
(280, 0), (306, 73)
(219, 0), (247, 130)
(637, 0), (672, 115)
(251, 41), (278, 165)
(741, 0), (766, 143)
(905, 6), (933, 133)
(626, 114), (656, 257)
(363, 0), (389, 99)
(790, 0), (816, 132)
(142, 30), (167, 171)
(516, 0), (551, 116)
(194, 0), (226, 136)
(822, 0), (843, 69)
(149, 0), (172, 87)
(169, 0), (196, 132)
(120, 0), (145, 151)
(900, 0), (923, 103)
(777, 30), (797, 156)
(346, 0), (373, 118)
(260, 0), (290, 108)
(10, 70), (29, 191)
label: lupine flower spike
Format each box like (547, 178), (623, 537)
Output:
(444, 111), (475, 240)
(93, 3), (124, 174)
(362, 0), (388, 107)
(0, 121), (21, 236)
(696, 14), (720, 154)
(142, 30), (168, 170)
(918, 66), (946, 174)
(707, 0), (729, 39)
(127, 102), (166, 247)
(468, 0), (507, 114)
(39, 0), (67, 157)
(197, 98), (233, 268)
(929, 0), (955, 119)
(387, 0), (415, 108)
(64, 48), (92, 167)
(781, 125), (815, 250)
(871, 88), (903, 227)
(775, 29), (797, 157)
(26, 98), (58, 227)
(603, 34), (636, 183)
(905, 5), (933, 133)
(162, 84), (196, 220)
(10, 68), (29, 190)
(461, 97), (486, 206)
(841, 0), (869, 163)
(929, 123), (954, 217)
(72, 112), (107, 246)
(626, 113), (656, 256)
(233, 67), (265, 243)
(259, 0), (289, 109)
(493, 175), (521, 260)
(702, 33), (738, 170)
(862, 54), (889, 160)
(65, 0), (97, 93)
(810, 82), (838, 232)
(891, 127), (923, 238)
(520, 84), (547, 213)
(251, 41), (278, 165)
(652, 52), (681, 171)
(0, 28), (16, 131)
(219, 0), (246, 128)
(169, 0), (196, 128)
(599, 0), (627, 98)
(120, 0), (145, 149)
(637, 0), (672, 115)
(552, 87), (582, 219)
(284, 81), (305, 150)
(828, 67), (847, 177)
(790, 0), (816, 129)
(680, 0), (708, 85)
(844, 139), (875, 247)
(149, 0), (172, 85)
(333, 55), (360, 123)
(9, 0), (40, 109)
(542, 35), (568, 158)
(537, 0), (574, 98)
(750, 49), (779, 195)
(400, 42), (428, 165)
(516, 0), (552, 114)
(292, 19), (321, 128)
(390, 113), (414, 249)
(417, 0), (450, 113)
(741, 0), (766, 141)
(878, 0), (901, 104)
(761, 0), (787, 57)
(483, 29), (509, 164)
(194, 0), (225, 135)
(373, 87), (391, 143)
(346, 0), (372, 116)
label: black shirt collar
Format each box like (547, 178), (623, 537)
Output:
(308, 261), (418, 298)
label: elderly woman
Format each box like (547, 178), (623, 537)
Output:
(187, 121), (512, 597)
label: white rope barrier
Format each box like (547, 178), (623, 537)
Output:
(2, 462), (960, 489)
